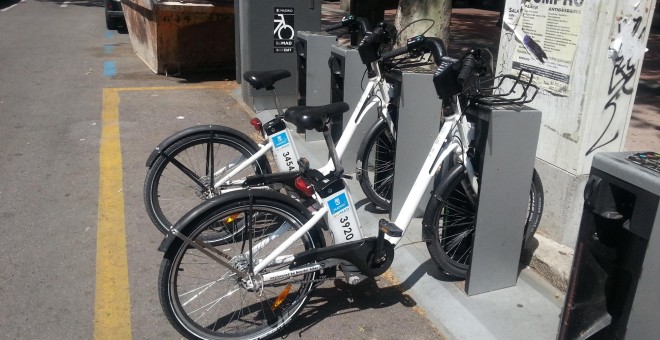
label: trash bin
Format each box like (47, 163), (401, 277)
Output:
(236, 0), (322, 111)
(559, 152), (660, 339)
(122, 0), (235, 75)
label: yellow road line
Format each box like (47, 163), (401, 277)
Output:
(94, 88), (132, 340)
(110, 82), (229, 92)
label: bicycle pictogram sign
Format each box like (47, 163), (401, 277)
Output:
(274, 7), (295, 53)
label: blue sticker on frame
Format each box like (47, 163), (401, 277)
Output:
(328, 193), (349, 215)
(272, 132), (289, 148)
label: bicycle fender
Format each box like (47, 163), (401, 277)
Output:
(157, 189), (326, 252)
(355, 119), (386, 180)
(145, 125), (261, 168)
(421, 164), (466, 240)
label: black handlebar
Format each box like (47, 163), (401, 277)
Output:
(324, 22), (344, 32)
(324, 15), (373, 46)
(457, 55), (476, 85)
(379, 36), (447, 66)
(354, 17), (371, 36)
(357, 22), (391, 68)
(424, 37), (447, 66)
(380, 45), (408, 60)
(433, 49), (487, 100)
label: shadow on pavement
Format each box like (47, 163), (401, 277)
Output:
(281, 259), (461, 337)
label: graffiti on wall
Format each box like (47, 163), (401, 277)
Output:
(585, 1), (649, 156)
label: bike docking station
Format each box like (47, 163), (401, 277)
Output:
(294, 31), (337, 141)
(326, 44), (375, 171)
(461, 101), (541, 296)
(235, 0), (321, 112)
(388, 67), (442, 219)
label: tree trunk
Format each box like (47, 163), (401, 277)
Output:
(340, 0), (350, 12)
(393, 0), (452, 48)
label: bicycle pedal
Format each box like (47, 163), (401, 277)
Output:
(378, 219), (403, 237)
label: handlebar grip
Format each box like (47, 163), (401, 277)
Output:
(324, 22), (345, 32)
(380, 46), (408, 60)
(357, 22), (390, 65)
(457, 56), (477, 85)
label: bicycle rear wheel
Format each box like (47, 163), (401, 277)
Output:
(425, 165), (543, 278)
(144, 130), (271, 234)
(159, 192), (323, 340)
(357, 119), (395, 211)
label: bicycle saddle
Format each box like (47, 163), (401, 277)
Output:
(284, 102), (349, 131)
(242, 70), (291, 90)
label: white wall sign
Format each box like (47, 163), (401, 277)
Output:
(504, 0), (585, 95)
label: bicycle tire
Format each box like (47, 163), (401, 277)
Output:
(159, 190), (323, 340)
(356, 119), (395, 211)
(424, 165), (543, 278)
(144, 130), (271, 234)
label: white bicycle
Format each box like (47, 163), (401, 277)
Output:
(144, 21), (410, 234)
(156, 46), (542, 339)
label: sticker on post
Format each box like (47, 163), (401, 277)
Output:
(274, 7), (295, 53)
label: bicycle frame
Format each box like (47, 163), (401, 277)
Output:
(250, 96), (478, 278)
(212, 61), (394, 190)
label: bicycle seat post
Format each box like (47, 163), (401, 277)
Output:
(268, 87), (286, 118)
(322, 126), (343, 175)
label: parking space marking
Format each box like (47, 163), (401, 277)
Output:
(103, 61), (116, 77)
(95, 88), (131, 340)
(94, 83), (228, 339)
(60, 0), (70, 7)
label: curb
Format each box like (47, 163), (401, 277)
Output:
(524, 233), (574, 293)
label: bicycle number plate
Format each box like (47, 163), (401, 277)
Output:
(269, 131), (298, 171)
(324, 191), (361, 243)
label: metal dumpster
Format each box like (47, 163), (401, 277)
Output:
(122, 0), (235, 75)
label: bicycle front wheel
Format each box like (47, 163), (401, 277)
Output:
(425, 165), (543, 278)
(357, 119), (395, 211)
(159, 192), (323, 340)
(144, 130), (271, 234)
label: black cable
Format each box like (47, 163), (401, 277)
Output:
(394, 18), (436, 43)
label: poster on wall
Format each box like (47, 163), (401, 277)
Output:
(504, 0), (585, 95)
(274, 7), (295, 53)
